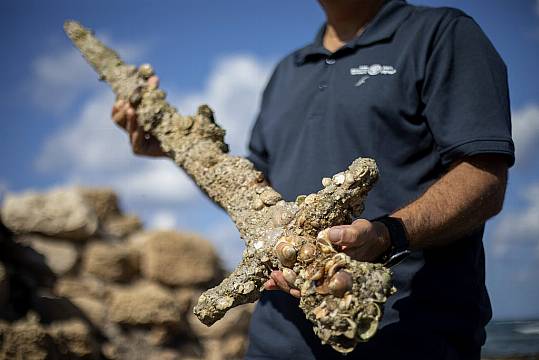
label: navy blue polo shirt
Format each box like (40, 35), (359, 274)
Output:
(246, 1), (514, 359)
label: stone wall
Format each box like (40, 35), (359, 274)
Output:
(0, 187), (252, 360)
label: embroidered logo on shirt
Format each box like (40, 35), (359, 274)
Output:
(350, 64), (397, 86)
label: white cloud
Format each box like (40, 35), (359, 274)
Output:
(173, 54), (272, 154)
(492, 183), (539, 258)
(35, 54), (271, 207)
(110, 160), (197, 204)
(148, 210), (178, 230)
(512, 104), (539, 166)
(29, 35), (146, 112)
(36, 90), (132, 173)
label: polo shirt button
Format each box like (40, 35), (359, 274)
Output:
(325, 58), (336, 65)
(318, 81), (328, 90)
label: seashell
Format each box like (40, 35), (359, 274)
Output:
(344, 318), (357, 339)
(328, 270), (353, 298)
(312, 305), (328, 320)
(358, 318), (379, 341)
(178, 115), (194, 130)
(315, 283), (330, 295)
(298, 243), (317, 263)
(339, 293), (353, 310)
(260, 189), (282, 206)
(253, 198), (265, 210)
(274, 240), (296, 267)
(295, 195), (306, 205)
(139, 63), (155, 78)
(326, 253), (348, 279)
(344, 172), (355, 186)
(322, 177), (332, 187)
(306, 265), (325, 281)
(365, 302), (381, 319)
(297, 213), (306, 227)
(272, 208), (293, 226)
(332, 172), (346, 185)
(300, 280), (315, 296)
(304, 194), (317, 205)
(316, 229), (336, 254)
(282, 268), (297, 287)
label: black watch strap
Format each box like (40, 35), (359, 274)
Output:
(371, 215), (411, 267)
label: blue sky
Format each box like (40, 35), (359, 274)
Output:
(1, 0), (538, 320)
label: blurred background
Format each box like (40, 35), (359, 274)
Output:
(1, 0), (538, 359)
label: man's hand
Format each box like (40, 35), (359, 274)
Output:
(111, 75), (166, 157)
(327, 219), (390, 262)
(263, 219), (391, 297)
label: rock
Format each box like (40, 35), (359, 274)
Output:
(139, 231), (219, 287)
(32, 293), (89, 324)
(189, 303), (253, 339)
(175, 288), (200, 315)
(48, 319), (99, 359)
(0, 316), (60, 360)
(103, 214), (142, 238)
(108, 282), (183, 327)
(221, 333), (248, 359)
(1, 188), (98, 240)
(0, 261), (8, 309)
(18, 235), (78, 276)
(147, 349), (182, 360)
(78, 187), (120, 222)
(70, 296), (106, 327)
(83, 242), (137, 282)
(203, 334), (248, 360)
(54, 276), (107, 300)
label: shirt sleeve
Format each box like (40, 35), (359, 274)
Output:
(247, 112), (270, 177)
(247, 64), (281, 177)
(421, 15), (515, 168)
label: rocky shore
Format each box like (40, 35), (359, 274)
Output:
(0, 187), (251, 359)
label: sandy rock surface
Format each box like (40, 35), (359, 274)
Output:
(1, 188), (98, 240)
(0, 187), (251, 359)
(108, 282), (183, 327)
(139, 231), (220, 287)
(18, 234), (78, 276)
(83, 242), (138, 282)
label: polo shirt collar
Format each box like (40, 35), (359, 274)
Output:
(295, 0), (412, 65)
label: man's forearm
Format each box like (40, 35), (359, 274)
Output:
(391, 155), (508, 250)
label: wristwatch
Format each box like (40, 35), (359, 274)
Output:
(371, 215), (411, 268)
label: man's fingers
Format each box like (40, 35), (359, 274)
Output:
(270, 271), (300, 297)
(264, 278), (279, 291)
(270, 271), (291, 292)
(328, 225), (363, 247)
(147, 75), (159, 89)
(126, 114), (137, 134)
(126, 107), (136, 124)
(111, 99), (124, 117)
(290, 289), (300, 298)
(112, 110), (127, 128)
